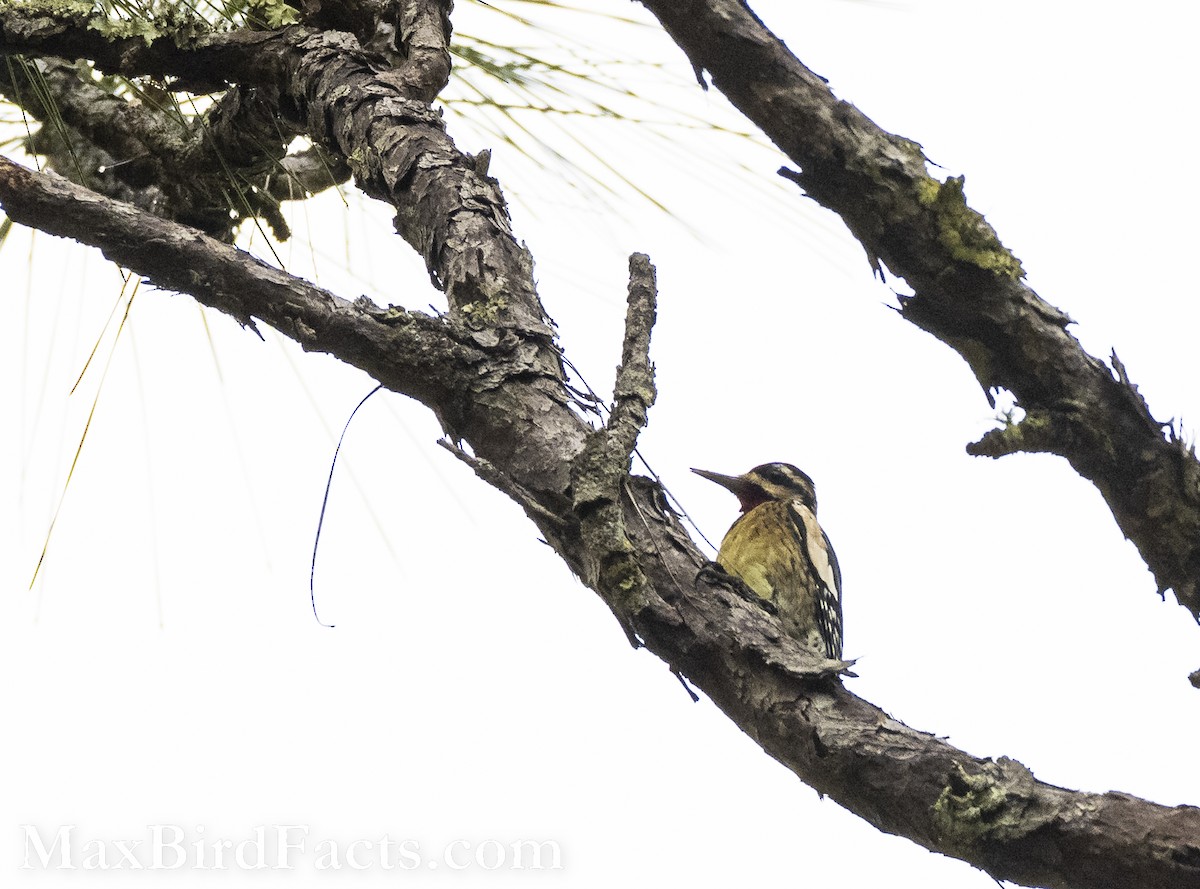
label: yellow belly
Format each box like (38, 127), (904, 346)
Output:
(717, 500), (822, 651)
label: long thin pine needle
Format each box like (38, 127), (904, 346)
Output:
(309, 384), (384, 628)
(30, 279), (140, 588)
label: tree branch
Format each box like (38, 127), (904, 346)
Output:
(377, 0), (454, 103)
(607, 253), (657, 462)
(0, 154), (487, 411)
(4, 5), (1199, 886)
(570, 253), (659, 642)
(633, 0), (1200, 622)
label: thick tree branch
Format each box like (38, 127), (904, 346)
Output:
(0, 154), (491, 412)
(0, 9), (277, 90)
(378, 0), (453, 102)
(279, 29), (552, 332)
(633, 0), (1200, 621)
(3, 151), (1197, 889)
(291, 0), (452, 100)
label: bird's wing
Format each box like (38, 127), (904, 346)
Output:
(788, 500), (843, 659)
(820, 528), (844, 658)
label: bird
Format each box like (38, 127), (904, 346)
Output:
(692, 462), (842, 659)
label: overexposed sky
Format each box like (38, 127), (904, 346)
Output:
(3, 0), (1198, 885)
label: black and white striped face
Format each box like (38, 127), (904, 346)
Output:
(744, 463), (818, 512)
(692, 462), (817, 514)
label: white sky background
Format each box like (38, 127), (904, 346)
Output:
(2, 0), (1198, 884)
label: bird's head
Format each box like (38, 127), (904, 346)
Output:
(692, 462), (817, 514)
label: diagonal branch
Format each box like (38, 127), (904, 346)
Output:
(0, 154), (484, 409)
(633, 0), (1200, 624)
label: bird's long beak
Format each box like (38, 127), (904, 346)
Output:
(691, 468), (746, 493)
(693, 468), (763, 513)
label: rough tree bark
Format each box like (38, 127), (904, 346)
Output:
(1, 3), (1197, 888)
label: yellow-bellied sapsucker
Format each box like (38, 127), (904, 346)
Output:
(693, 462), (842, 659)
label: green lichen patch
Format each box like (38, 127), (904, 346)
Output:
(933, 764), (1010, 845)
(933, 760), (1045, 848)
(918, 175), (1024, 280)
(460, 296), (509, 327)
